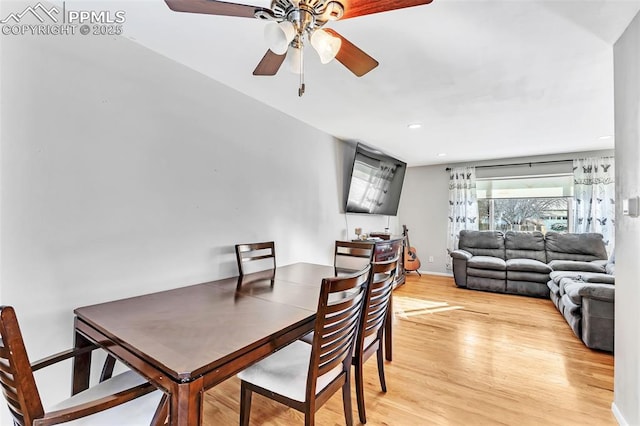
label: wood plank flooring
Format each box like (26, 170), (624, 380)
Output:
(202, 274), (615, 425)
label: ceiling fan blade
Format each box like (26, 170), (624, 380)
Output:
(253, 50), (287, 76)
(324, 29), (379, 77)
(164, 0), (267, 18)
(340, 0), (434, 20)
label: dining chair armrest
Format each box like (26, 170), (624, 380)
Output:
(31, 344), (100, 372)
(32, 381), (156, 426)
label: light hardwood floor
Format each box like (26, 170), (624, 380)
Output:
(202, 274), (615, 425)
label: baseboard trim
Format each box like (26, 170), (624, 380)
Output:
(612, 401), (628, 426)
(406, 270), (453, 277)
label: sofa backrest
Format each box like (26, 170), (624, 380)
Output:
(458, 230), (505, 259)
(505, 231), (546, 262)
(544, 232), (608, 262)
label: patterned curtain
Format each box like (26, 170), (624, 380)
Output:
(573, 157), (615, 252)
(447, 167), (479, 266)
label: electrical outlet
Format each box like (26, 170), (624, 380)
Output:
(428, 256), (434, 263)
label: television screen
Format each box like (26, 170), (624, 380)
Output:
(345, 144), (407, 216)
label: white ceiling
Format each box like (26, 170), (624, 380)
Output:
(93, 1), (640, 166)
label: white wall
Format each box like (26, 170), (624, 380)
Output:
(613, 10), (640, 426)
(397, 165), (450, 274)
(0, 24), (391, 419)
(398, 150), (613, 275)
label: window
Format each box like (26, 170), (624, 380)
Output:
(477, 175), (574, 233)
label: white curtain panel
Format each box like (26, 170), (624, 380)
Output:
(447, 167), (479, 267)
(573, 157), (615, 253)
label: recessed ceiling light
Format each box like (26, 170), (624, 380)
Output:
(437, 153), (447, 157)
(407, 123), (422, 130)
(599, 135), (613, 140)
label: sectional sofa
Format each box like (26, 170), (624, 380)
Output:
(546, 259), (615, 352)
(449, 230), (613, 351)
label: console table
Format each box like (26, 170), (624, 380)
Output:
(349, 237), (406, 287)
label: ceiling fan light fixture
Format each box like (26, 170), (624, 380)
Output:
(321, 1), (344, 21)
(310, 29), (341, 64)
(264, 21), (296, 55)
(287, 45), (303, 74)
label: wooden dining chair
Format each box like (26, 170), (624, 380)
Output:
(352, 257), (399, 424)
(237, 265), (372, 426)
(235, 241), (276, 275)
(0, 305), (167, 426)
(334, 240), (374, 275)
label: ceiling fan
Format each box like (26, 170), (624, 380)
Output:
(165, 0), (434, 96)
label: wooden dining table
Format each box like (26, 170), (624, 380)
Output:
(71, 262), (394, 426)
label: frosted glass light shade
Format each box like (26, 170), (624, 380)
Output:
(286, 46), (302, 74)
(264, 21), (296, 55)
(310, 29), (341, 64)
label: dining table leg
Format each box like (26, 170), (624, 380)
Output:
(170, 377), (204, 426)
(71, 323), (93, 395)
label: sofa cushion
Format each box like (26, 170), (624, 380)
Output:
(467, 267), (506, 280)
(545, 232), (608, 262)
(505, 280), (549, 298)
(558, 277), (579, 297)
(548, 260), (606, 273)
(468, 256), (506, 270)
(458, 230), (506, 259)
(550, 271), (615, 285)
(506, 258), (552, 273)
(467, 276), (506, 292)
(506, 271), (550, 283)
(505, 231), (546, 262)
(563, 281), (586, 305)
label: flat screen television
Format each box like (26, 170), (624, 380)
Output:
(345, 144), (407, 216)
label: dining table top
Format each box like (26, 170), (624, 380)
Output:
(74, 262), (335, 383)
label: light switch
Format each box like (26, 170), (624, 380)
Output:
(623, 196), (640, 217)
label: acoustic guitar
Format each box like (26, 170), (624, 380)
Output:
(402, 225), (421, 273)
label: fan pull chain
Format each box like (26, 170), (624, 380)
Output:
(298, 46), (305, 97)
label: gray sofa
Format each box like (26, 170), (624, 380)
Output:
(450, 230), (613, 351)
(450, 230), (608, 297)
(546, 258), (615, 352)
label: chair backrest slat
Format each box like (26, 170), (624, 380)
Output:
(357, 258), (399, 351)
(0, 306), (45, 426)
(235, 241), (276, 275)
(307, 266), (370, 397)
(334, 241), (374, 275)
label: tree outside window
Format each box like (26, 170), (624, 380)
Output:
(477, 175), (573, 233)
(479, 197), (569, 233)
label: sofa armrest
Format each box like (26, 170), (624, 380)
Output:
(450, 249), (473, 261)
(576, 283), (615, 303)
(450, 250), (471, 288)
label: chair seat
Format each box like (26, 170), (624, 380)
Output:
(48, 370), (163, 425)
(238, 341), (342, 403)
